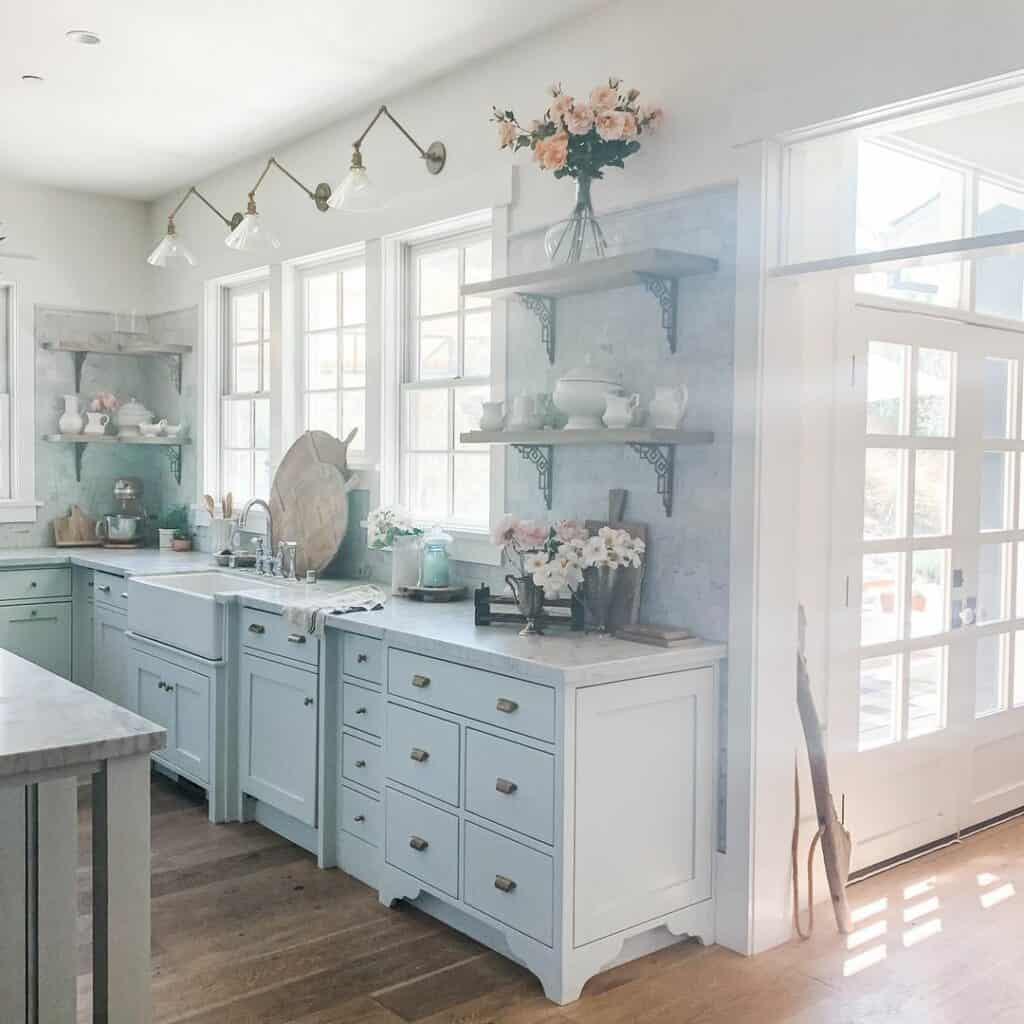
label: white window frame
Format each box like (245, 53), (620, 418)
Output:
(381, 208), (506, 565)
(291, 244), (372, 466)
(0, 281), (40, 522)
(199, 266), (272, 520)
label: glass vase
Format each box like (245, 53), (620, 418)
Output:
(544, 174), (608, 265)
(391, 534), (421, 595)
(582, 565), (621, 634)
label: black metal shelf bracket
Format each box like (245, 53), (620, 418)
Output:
(72, 352), (87, 393)
(166, 445), (183, 485)
(637, 274), (679, 353)
(518, 294), (556, 364)
(163, 353), (183, 394)
(511, 444), (553, 510)
(72, 442), (86, 482)
(627, 443), (675, 517)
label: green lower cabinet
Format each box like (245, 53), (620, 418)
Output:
(0, 602), (72, 678)
(94, 605), (133, 710)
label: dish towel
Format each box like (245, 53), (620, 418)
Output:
(281, 583), (388, 638)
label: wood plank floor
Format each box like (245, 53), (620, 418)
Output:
(76, 773), (1024, 1023)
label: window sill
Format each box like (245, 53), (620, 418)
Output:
(0, 499), (42, 524)
(362, 522), (502, 567)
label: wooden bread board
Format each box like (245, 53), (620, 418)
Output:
(53, 505), (103, 547)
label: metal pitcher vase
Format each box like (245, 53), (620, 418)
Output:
(505, 574), (545, 637)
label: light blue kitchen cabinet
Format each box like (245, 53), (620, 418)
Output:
(93, 604), (132, 711)
(0, 601), (72, 678)
(239, 652), (319, 827)
(72, 566), (94, 688)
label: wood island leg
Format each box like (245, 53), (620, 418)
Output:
(92, 755), (152, 1024)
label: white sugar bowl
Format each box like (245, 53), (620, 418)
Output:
(553, 361), (623, 429)
(117, 396), (154, 436)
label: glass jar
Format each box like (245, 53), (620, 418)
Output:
(420, 526), (453, 588)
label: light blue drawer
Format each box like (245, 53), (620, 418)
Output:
(242, 606), (319, 667)
(388, 649), (555, 743)
(385, 787), (459, 898)
(342, 732), (382, 793)
(464, 821), (554, 947)
(386, 703), (460, 806)
(0, 602), (72, 678)
(341, 785), (382, 847)
(465, 729), (555, 844)
(343, 633), (382, 685)
(0, 567), (71, 603)
(343, 680), (383, 738)
(93, 570), (128, 611)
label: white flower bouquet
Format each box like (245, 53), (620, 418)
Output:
(581, 526), (646, 570)
(367, 506), (424, 550)
(491, 514), (590, 599)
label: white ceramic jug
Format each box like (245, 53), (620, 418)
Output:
(58, 395), (84, 435)
(83, 412), (110, 435)
(508, 394), (541, 429)
(649, 385), (689, 429)
(602, 392), (639, 429)
(479, 401), (505, 431)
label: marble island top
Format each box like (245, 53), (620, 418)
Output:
(0, 547), (727, 686)
(0, 649), (165, 781)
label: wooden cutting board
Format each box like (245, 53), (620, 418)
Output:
(269, 429), (360, 578)
(585, 488), (648, 629)
(53, 505), (103, 547)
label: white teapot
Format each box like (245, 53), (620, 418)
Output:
(649, 385), (689, 429)
(602, 392), (639, 429)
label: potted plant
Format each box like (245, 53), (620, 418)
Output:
(367, 505), (424, 594)
(160, 505), (190, 551)
(172, 528), (193, 552)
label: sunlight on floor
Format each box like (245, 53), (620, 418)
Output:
(903, 895), (940, 923)
(902, 917), (942, 947)
(847, 919), (887, 949)
(843, 943), (888, 976)
(850, 896), (888, 923)
(980, 882), (1015, 909)
(903, 876), (935, 900)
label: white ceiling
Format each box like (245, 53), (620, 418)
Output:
(1, 0), (602, 200)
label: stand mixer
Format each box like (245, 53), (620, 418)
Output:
(96, 477), (146, 547)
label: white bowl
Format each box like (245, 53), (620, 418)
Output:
(553, 372), (623, 430)
(138, 422), (163, 437)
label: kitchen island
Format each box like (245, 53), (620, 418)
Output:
(0, 649), (165, 1023)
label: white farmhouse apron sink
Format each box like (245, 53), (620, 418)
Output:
(127, 572), (275, 660)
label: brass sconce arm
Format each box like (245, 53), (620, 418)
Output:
(351, 105), (446, 175)
(245, 157), (332, 213)
(165, 186), (243, 232)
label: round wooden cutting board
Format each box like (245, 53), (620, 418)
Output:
(269, 429), (359, 577)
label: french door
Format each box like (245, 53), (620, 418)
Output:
(832, 303), (1024, 871)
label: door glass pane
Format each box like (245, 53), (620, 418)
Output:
(914, 348), (954, 437)
(862, 552), (903, 645)
(976, 633), (1008, 717)
(980, 451), (1014, 531)
(975, 180), (1024, 322)
(907, 646), (946, 739)
(306, 273), (337, 331)
(982, 357), (1016, 439)
(866, 341), (909, 435)
(418, 317), (458, 380)
(913, 450), (952, 537)
(864, 448), (907, 540)
(911, 548), (948, 638)
(977, 543), (1011, 625)
(859, 654), (900, 750)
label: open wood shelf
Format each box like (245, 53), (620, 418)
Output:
(459, 249), (718, 363)
(40, 340), (192, 393)
(460, 427), (713, 517)
(43, 434), (190, 484)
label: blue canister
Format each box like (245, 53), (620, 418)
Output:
(420, 525), (453, 587)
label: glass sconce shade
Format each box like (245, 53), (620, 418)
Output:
(224, 211), (281, 252)
(147, 228), (197, 268)
(327, 163), (382, 212)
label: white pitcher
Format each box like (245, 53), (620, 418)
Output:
(58, 395), (84, 435)
(83, 412), (110, 435)
(602, 392), (639, 429)
(508, 394), (541, 430)
(479, 401), (505, 431)
(649, 385), (689, 429)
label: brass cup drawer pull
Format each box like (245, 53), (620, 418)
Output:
(354, 759), (367, 768)
(121, 592), (128, 599)
(411, 674), (431, 689)
(97, 584), (111, 593)
(494, 875), (517, 894)
(409, 835), (429, 852)
(287, 634), (307, 644)
(357, 652), (368, 663)
(410, 748), (430, 763)
(496, 698), (519, 714)
(248, 623), (266, 634)
(495, 777), (518, 795)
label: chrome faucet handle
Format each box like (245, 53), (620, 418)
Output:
(253, 536), (267, 574)
(286, 541), (299, 581)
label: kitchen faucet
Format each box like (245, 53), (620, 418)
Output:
(237, 498), (273, 574)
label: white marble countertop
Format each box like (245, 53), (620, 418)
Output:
(0, 649), (165, 781)
(0, 547), (727, 685)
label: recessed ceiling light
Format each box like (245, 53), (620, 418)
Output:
(21, 74), (44, 82)
(66, 30), (101, 45)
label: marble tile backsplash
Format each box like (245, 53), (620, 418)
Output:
(342, 185), (736, 643)
(0, 305), (198, 547)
